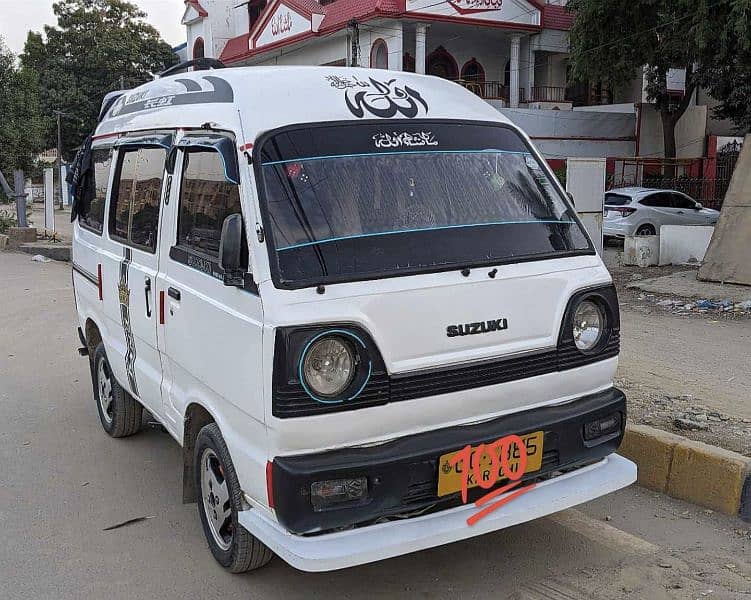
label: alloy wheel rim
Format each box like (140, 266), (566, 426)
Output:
(97, 358), (114, 425)
(200, 448), (233, 551)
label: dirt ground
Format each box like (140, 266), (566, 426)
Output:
(603, 242), (751, 456)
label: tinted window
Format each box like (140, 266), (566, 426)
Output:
(673, 193), (697, 209)
(258, 122), (590, 288)
(604, 193), (631, 206)
(79, 148), (112, 234)
(108, 147), (166, 252)
(178, 149), (244, 262)
(640, 193), (669, 207)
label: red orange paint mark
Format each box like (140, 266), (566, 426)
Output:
(448, 434), (537, 526)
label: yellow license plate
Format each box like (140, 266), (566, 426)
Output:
(437, 431), (544, 497)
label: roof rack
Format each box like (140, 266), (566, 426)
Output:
(158, 58), (227, 78)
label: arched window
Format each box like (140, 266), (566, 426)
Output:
(461, 58), (485, 82)
(426, 46), (458, 80)
(370, 39), (388, 70)
(193, 37), (205, 60)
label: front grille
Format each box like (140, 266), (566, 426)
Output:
(273, 330), (620, 418)
(392, 330), (620, 403)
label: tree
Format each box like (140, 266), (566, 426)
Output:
(695, 0), (751, 133)
(0, 37), (44, 180)
(567, 0), (701, 165)
(20, 0), (177, 160)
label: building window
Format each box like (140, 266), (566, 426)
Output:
(370, 39), (388, 70)
(108, 147), (166, 253)
(248, 0), (267, 30)
(80, 148), (112, 235)
(193, 37), (205, 60)
(427, 46), (458, 79)
(178, 149), (244, 262)
(461, 58), (485, 82)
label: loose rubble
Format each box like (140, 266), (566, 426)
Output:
(638, 293), (751, 317)
(616, 378), (751, 457)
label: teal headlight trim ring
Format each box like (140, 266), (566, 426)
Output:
(298, 329), (372, 405)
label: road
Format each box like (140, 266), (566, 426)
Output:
(1, 251), (750, 599)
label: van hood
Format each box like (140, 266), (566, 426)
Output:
(262, 255), (610, 374)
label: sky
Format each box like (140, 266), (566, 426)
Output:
(0, 0), (186, 54)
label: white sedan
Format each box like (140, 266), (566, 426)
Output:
(603, 187), (720, 237)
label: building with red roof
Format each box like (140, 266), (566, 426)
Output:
(182, 0), (592, 110)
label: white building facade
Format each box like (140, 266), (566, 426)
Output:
(182, 0), (582, 110)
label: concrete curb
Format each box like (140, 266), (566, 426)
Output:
(620, 424), (751, 521)
(19, 242), (71, 262)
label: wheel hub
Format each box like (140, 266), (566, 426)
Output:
(200, 448), (232, 551)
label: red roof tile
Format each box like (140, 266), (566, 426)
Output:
(542, 4), (574, 31)
(220, 33), (251, 63)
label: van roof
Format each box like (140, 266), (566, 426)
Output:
(95, 66), (513, 145)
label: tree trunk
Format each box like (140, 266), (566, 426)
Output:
(661, 111), (678, 178)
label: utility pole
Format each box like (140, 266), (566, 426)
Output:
(53, 110), (71, 209)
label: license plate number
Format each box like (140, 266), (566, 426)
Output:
(437, 431), (544, 497)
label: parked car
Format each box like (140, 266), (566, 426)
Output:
(603, 187), (720, 237)
(71, 62), (635, 573)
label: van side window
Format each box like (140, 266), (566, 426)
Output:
(108, 147), (166, 253)
(177, 149), (246, 266)
(79, 148), (112, 234)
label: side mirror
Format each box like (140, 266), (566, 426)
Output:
(694, 203), (703, 210)
(219, 213), (244, 287)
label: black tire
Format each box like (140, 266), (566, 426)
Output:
(91, 342), (143, 438)
(635, 224), (656, 236)
(194, 423), (274, 573)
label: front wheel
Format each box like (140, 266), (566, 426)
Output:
(194, 423), (274, 573)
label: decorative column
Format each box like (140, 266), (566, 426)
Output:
(415, 24), (427, 74)
(509, 35), (521, 108)
(391, 21), (403, 71)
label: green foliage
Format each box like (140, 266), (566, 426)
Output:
(0, 38), (44, 176)
(20, 0), (178, 160)
(0, 208), (19, 233)
(695, 0), (751, 133)
(567, 0), (700, 158)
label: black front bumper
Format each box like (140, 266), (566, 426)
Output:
(272, 387), (626, 534)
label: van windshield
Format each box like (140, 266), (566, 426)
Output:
(256, 122), (591, 288)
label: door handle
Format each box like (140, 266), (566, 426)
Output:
(168, 286), (181, 301)
(144, 278), (152, 318)
(676, 210), (684, 214)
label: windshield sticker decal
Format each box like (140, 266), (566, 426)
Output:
(107, 76), (234, 119)
(326, 75), (429, 119)
(372, 131), (438, 149)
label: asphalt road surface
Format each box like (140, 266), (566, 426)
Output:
(1, 251), (750, 599)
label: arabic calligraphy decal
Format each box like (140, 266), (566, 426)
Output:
(271, 11), (293, 36)
(372, 131), (438, 148)
(327, 75), (429, 119)
(447, 0), (502, 14)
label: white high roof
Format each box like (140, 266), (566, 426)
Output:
(95, 66), (513, 145)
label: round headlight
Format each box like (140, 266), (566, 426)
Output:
(573, 300), (605, 351)
(302, 336), (356, 398)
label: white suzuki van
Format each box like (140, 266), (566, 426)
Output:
(71, 63), (636, 573)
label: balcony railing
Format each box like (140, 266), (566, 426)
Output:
(454, 80), (528, 103)
(529, 86), (570, 103)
